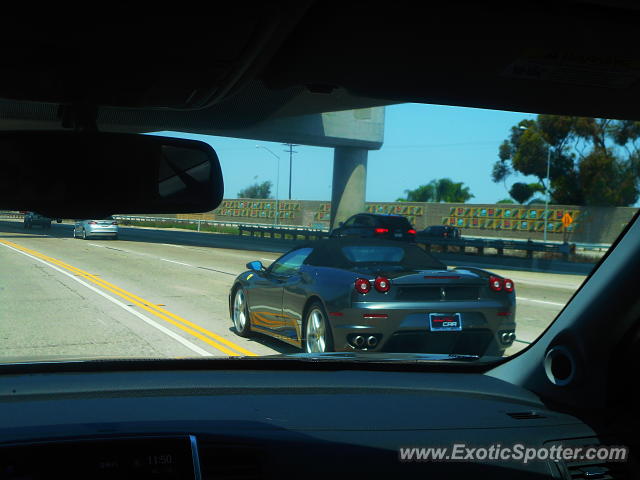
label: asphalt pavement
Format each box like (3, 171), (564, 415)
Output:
(0, 220), (586, 361)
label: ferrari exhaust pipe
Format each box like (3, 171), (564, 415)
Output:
(353, 336), (365, 348)
(367, 336), (378, 348)
(500, 332), (515, 344)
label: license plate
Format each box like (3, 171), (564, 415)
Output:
(429, 313), (462, 332)
(394, 232), (402, 238)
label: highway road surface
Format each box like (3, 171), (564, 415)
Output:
(0, 220), (589, 361)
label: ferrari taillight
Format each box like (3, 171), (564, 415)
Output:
(355, 278), (371, 294)
(489, 275), (503, 292)
(503, 278), (514, 292)
(374, 276), (391, 293)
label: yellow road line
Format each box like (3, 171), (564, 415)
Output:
(0, 239), (257, 357)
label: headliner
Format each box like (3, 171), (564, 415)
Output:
(1, 3), (640, 134)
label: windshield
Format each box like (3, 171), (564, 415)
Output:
(0, 104), (636, 363)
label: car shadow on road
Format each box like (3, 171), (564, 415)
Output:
(228, 326), (299, 355)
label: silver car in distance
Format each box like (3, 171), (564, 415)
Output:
(73, 217), (119, 240)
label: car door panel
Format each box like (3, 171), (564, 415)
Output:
(249, 248), (314, 339)
(281, 271), (311, 343)
(248, 272), (285, 335)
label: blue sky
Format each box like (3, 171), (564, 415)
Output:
(158, 103), (538, 204)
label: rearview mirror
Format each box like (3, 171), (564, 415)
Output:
(0, 132), (224, 218)
(246, 261), (264, 272)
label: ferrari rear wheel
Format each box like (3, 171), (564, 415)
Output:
(303, 302), (334, 353)
(232, 287), (251, 337)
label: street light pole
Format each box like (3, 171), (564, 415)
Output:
(518, 125), (553, 243)
(283, 143), (298, 200)
(543, 146), (551, 242)
(255, 145), (280, 225)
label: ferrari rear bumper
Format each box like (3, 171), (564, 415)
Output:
(329, 300), (516, 356)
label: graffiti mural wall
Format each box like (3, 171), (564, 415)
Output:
(444, 206), (581, 234)
(209, 199), (636, 243)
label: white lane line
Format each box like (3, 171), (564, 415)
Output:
(1, 242), (212, 357)
(86, 241), (240, 275)
(517, 296), (565, 307)
(160, 258), (193, 267)
(162, 244), (185, 248)
(88, 243), (105, 248)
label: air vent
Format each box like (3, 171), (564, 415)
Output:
(506, 411), (546, 420)
(198, 443), (264, 480)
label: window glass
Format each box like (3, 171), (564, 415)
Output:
(343, 216), (356, 227)
(270, 248), (313, 276)
(353, 215), (371, 226)
(342, 246), (405, 263)
(380, 216), (411, 229)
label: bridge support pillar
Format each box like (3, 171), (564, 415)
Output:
(330, 147), (368, 230)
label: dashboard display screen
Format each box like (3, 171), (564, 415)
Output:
(0, 436), (196, 480)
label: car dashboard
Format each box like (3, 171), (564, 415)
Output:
(0, 363), (632, 479)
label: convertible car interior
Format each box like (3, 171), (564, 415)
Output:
(1, 2), (639, 479)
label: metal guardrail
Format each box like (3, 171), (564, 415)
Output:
(574, 242), (611, 251)
(112, 215), (329, 235)
(238, 224), (329, 241)
(0, 211), (25, 219)
(415, 234), (576, 261)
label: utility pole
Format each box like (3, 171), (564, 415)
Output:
(283, 143), (298, 199)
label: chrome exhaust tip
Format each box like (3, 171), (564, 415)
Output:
(367, 335), (378, 348)
(500, 332), (516, 344)
(353, 336), (365, 348)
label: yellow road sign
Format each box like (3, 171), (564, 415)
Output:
(562, 212), (573, 227)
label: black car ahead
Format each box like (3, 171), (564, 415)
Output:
(329, 213), (416, 242)
(23, 212), (52, 229)
(229, 238), (516, 357)
(421, 225), (461, 240)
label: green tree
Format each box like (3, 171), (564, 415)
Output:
(493, 115), (640, 206)
(508, 182), (545, 204)
(238, 180), (272, 199)
(398, 178), (474, 203)
(496, 198), (515, 204)
(397, 183), (435, 202)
